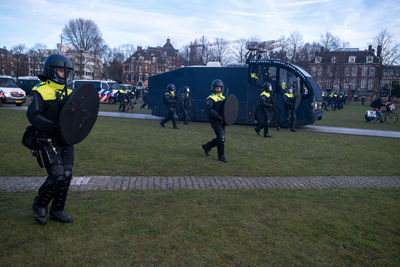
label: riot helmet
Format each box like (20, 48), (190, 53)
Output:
(288, 86), (294, 94)
(183, 86), (190, 93)
(38, 54), (74, 85)
(167, 83), (176, 91)
(211, 79), (224, 93)
(263, 82), (272, 92)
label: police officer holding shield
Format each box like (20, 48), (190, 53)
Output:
(27, 54), (75, 224)
(202, 79), (227, 162)
(254, 82), (274, 137)
(160, 83), (179, 129)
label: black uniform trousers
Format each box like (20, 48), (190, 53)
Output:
(255, 108), (270, 136)
(279, 107), (296, 130)
(204, 120), (225, 158)
(161, 108), (178, 128)
(35, 142), (74, 212)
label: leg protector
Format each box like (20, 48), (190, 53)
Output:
(217, 141), (226, 162)
(51, 169), (72, 212)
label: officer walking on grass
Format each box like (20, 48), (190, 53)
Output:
(254, 82), (274, 137)
(202, 79), (227, 162)
(160, 83), (179, 129)
(277, 86), (297, 132)
(26, 54), (75, 224)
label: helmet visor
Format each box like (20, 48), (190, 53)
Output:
(52, 67), (74, 84)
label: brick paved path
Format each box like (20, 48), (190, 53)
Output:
(1, 176), (399, 192)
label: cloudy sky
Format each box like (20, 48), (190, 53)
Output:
(1, 0), (399, 51)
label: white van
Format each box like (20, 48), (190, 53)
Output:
(0, 76), (26, 106)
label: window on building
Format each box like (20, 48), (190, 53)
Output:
(369, 67), (375, 76)
(318, 67), (322, 77)
(362, 66), (368, 76)
(331, 56), (336, 63)
(345, 67), (350, 76)
(315, 56), (322, 63)
(352, 67), (358, 76)
(361, 79), (367, 89)
(352, 79), (357, 90)
(348, 56), (356, 63)
(368, 79), (374, 90)
(366, 56), (373, 63)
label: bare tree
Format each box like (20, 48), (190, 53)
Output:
(182, 36), (211, 66)
(208, 37), (231, 64)
(373, 29), (400, 94)
(287, 31), (304, 63)
(231, 38), (247, 63)
(28, 43), (48, 76)
(11, 44), (28, 77)
(62, 18), (104, 78)
(373, 29), (400, 65)
(319, 32), (349, 52)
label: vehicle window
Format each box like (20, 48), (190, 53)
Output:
(301, 82), (311, 98)
(109, 83), (122, 90)
(248, 64), (276, 88)
(0, 78), (19, 88)
(279, 68), (298, 93)
(101, 82), (109, 90)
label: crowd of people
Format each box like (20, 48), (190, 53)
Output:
(116, 86), (149, 112)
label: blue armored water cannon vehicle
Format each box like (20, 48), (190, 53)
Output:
(148, 41), (323, 126)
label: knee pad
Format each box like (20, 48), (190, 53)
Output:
(64, 170), (72, 181)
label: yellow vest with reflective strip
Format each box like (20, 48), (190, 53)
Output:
(207, 93), (225, 102)
(166, 91), (175, 97)
(32, 81), (72, 101)
(284, 93), (294, 98)
(260, 91), (271, 98)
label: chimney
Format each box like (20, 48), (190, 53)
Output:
(368, 45), (372, 53)
(377, 45), (382, 58)
(137, 46), (142, 51)
(166, 38), (171, 45)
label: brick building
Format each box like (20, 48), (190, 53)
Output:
(300, 45), (380, 96)
(122, 39), (183, 87)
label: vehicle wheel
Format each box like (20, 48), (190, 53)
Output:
(109, 98), (116, 104)
(385, 112), (398, 124)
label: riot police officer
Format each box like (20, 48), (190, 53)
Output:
(118, 88), (128, 112)
(254, 82), (274, 137)
(202, 79), (227, 162)
(277, 86), (297, 132)
(180, 86), (192, 125)
(27, 54), (75, 224)
(160, 83), (179, 129)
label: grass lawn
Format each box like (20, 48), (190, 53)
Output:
(315, 102), (400, 131)
(1, 105), (399, 266)
(1, 109), (399, 176)
(1, 189), (399, 266)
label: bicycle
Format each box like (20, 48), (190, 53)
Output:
(365, 101), (398, 124)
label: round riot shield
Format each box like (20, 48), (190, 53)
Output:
(59, 83), (100, 145)
(223, 94), (239, 125)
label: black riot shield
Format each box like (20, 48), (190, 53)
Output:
(223, 94), (239, 125)
(59, 83), (100, 145)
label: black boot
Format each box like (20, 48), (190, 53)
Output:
(32, 197), (48, 225)
(202, 144), (211, 156)
(254, 127), (260, 136)
(217, 142), (227, 163)
(32, 176), (55, 224)
(264, 128), (271, 138)
(50, 209), (73, 223)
